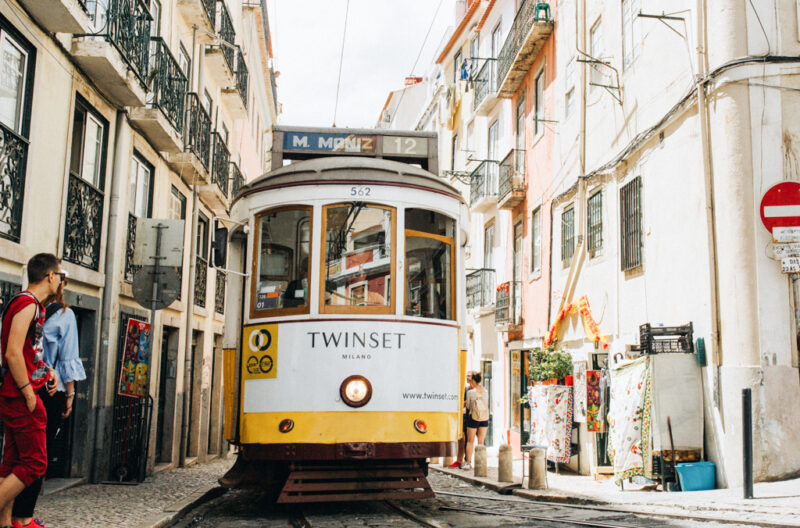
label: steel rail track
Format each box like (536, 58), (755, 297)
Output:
(433, 489), (793, 528)
(437, 504), (638, 528)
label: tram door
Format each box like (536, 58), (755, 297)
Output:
(481, 360), (493, 447)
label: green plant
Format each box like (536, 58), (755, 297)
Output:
(528, 346), (573, 382)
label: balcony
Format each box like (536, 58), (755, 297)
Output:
(495, 281), (522, 332)
(63, 175), (103, 271)
(167, 93), (211, 185)
(221, 47), (248, 119)
(469, 160), (499, 213)
(472, 59), (498, 116)
(0, 123), (28, 243)
(205, 1), (236, 86)
(71, 0), (151, 107)
(129, 37), (187, 153)
(194, 255), (207, 308)
(215, 270), (226, 314)
(496, 0), (553, 99)
(17, 0), (91, 34)
(230, 162), (244, 196)
(176, 0), (216, 44)
(498, 149), (525, 210)
(466, 269), (496, 313)
(199, 132), (230, 213)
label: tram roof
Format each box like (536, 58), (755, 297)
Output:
(238, 157), (463, 202)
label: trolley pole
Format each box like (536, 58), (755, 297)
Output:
(742, 388), (753, 499)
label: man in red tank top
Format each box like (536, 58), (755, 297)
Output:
(0, 254), (62, 528)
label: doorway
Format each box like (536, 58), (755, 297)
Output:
(155, 326), (179, 463)
(186, 330), (202, 458)
(481, 360), (493, 447)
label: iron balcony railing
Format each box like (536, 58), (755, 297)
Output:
(195, 255), (207, 307)
(217, 0), (236, 73)
(495, 281), (522, 326)
(184, 93), (211, 169)
(215, 270), (226, 314)
(64, 175), (104, 270)
(93, 0), (152, 85)
(202, 0), (216, 24)
(473, 59), (497, 111)
(497, 0), (550, 92)
(499, 149), (525, 200)
(211, 132), (230, 197)
(230, 162), (244, 196)
(0, 123), (28, 243)
(235, 46), (249, 104)
(125, 213), (138, 283)
(469, 160), (499, 206)
(148, 37), (187, 134)
(466, 269), (496, 310)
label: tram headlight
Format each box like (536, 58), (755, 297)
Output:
(340, 375), (372, 408)
(278, 419), (294, 433)
(414, 419), (428, 434)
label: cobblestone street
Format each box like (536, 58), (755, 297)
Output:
(35, 458), (233, 528)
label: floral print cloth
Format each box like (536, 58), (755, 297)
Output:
(529, 385), (574, 463)
(608, 356), (653, 485)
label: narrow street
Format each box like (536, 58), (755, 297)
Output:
(168, 471), (759, 528)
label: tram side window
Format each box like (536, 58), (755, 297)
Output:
(405, 209), (455, 320)
(322, 203), (394, 313)
(253, 207), (311, 314)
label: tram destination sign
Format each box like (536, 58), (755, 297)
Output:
(284, 131), (377, 154)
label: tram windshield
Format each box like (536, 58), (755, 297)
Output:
(253, 206), (311, 314)
(405, 209), (455, 320)
(322, 203), (394, 312)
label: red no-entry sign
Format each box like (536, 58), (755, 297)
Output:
(761, 182), (800, 234)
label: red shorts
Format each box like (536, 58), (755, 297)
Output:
(0, 395), (47, 486)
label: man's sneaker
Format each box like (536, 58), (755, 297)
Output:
(447, 461), (460, 468)
(13, 519), (47, 528)
(460, 463), (471, 470)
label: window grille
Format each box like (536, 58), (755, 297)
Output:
(620, 177), (642, 270)
(561, 206), (575, 264)
(587, 191), (602, 254)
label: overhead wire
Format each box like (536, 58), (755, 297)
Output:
(332, 0), (351, 127)
(391, 0), (446, 125)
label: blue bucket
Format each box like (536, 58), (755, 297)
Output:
(675, 461), (716, 491)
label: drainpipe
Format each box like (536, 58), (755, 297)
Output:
(695, 0), (720, 364)
(93, 110), (130, 482)
(180, 186), (199, 466)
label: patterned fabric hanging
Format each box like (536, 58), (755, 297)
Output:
(529, 385), (574, 464)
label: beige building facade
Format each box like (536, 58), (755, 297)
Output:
(0, 0), (277, 482)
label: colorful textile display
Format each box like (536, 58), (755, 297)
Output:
(529, 385), (574, 463)
(573, 361), (588, 423)
(544, 295), (609, 349)
(586, 370), (603, 432)
(607, 357), (653, 485)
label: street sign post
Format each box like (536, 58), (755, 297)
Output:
(760, 182), (800, 235)
(132, 220), (184, 311)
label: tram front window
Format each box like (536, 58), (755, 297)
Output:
(253, 206), (311, 314)
(322, 203), (394, 313)
(405, 209), (455, 320)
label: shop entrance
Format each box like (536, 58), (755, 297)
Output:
(592, 353), (611, 467)
(520, 350), (532, 446)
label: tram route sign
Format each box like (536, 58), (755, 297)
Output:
(283, 131), (377, 154)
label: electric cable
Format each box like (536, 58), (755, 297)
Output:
(332, 0), (351, 127)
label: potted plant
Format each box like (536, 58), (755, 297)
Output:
(528, 346), (574, 385)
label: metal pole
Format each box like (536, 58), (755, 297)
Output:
(150, 224), (165, 372)
(742, 388), (753, 499)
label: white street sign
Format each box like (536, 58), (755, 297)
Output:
(774, 243), (800, 259)
(133, 219), (185, 267)
(774, 226), (800, 243)
(781, 257), (800, 274)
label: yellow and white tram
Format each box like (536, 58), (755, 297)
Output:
(219, 127), (469, 502)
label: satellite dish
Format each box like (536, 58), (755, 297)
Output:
(132, 266), (181, 310)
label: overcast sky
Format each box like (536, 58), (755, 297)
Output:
(268, 0), (456, 129)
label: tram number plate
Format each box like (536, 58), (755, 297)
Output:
(350, 186), (371, 197)
(383, 136), (427, 156)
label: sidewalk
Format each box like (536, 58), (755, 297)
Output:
(34, 457), (233, 528)
(433, 455), (800, 527)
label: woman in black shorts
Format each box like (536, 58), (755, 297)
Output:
(463, 372), (490, 470)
